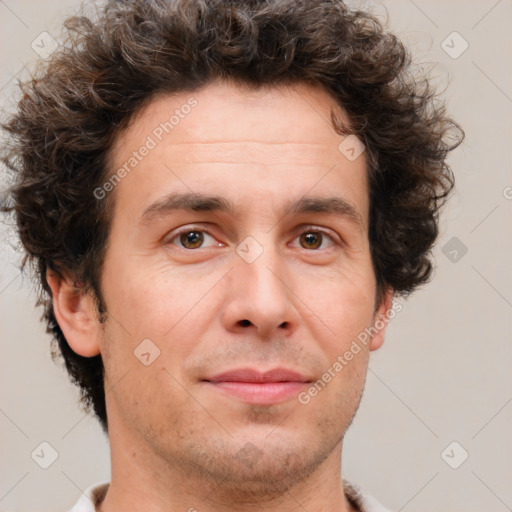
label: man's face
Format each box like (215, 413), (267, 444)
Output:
(96, 80), (389, 497)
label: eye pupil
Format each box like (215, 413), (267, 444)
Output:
(180, 231), (203, 249)
(301, 232), (322, 250)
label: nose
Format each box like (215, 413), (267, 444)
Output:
(220, 243), (300, 339)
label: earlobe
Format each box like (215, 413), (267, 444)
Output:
(369, 289), (394, 352)
(46, 269), (102, 357)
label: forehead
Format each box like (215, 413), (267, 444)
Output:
(106, 80), (368, 225)
(110, 80), (353, 161)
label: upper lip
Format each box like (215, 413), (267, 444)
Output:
(203, 368), (312, 383)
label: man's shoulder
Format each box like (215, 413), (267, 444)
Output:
(343, 479), (393, 512)
(67, 481), (109, 512)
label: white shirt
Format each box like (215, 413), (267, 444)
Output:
(68, 479), (392, 512)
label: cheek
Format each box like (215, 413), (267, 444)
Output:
(99, 260), (223, 391)
(105, 356), (200, 442)
(294, 263), (376, 336)
(101, 258), (214, 338)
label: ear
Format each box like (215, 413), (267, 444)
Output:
(46, 269), (102, 357)
(369, 288), (394, 352)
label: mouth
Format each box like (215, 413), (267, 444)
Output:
(202, 367), (313, 405)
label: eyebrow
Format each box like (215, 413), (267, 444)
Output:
(139, 192), (363, 227)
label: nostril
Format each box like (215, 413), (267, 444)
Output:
(239, 319), (252, 327)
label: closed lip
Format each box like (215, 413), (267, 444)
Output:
(203, 367), (313, 383)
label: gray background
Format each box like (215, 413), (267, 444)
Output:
(1, 0), (511, 510)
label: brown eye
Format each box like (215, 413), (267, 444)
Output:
(179, 230), (204, 249)
(167, 226), (222, 251)
(299, 231), (323, 250)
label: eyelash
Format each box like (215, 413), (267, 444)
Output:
(166, 225), (340, 251)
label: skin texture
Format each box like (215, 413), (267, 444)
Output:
(48, 80), (393, 512)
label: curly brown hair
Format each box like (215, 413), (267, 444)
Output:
(1, 0), (463, 434)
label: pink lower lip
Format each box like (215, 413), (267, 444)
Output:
(205, 381), (309, 404)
